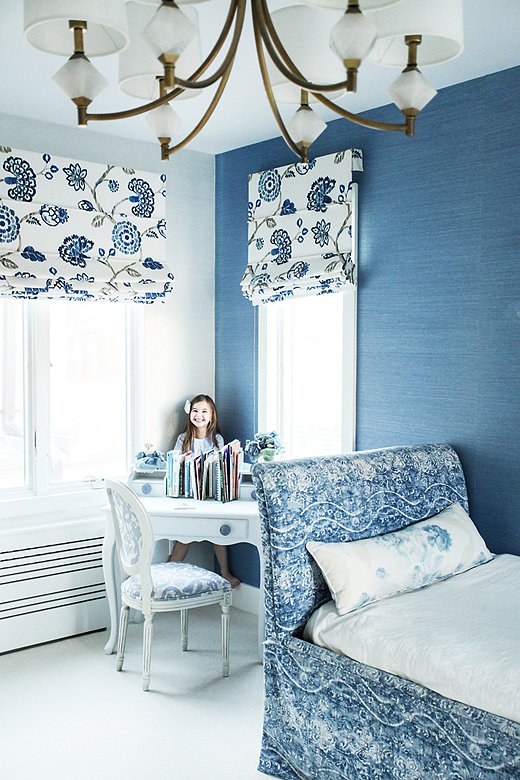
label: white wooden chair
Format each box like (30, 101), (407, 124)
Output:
(104, 479), (232, 690)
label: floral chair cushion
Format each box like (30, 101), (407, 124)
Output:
(122, 562), (231, 602)
(307, 502), (493, 615)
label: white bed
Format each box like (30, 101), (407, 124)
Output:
(304, 553), (520, 724)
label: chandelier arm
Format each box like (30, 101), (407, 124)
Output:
(181, 0), (242, 83)
(252, 0), (303, 160)
(85, 89), (183, 123)
(253, 0), (349, 95)
(163, 56), (236, 156)
(84, 0), (246, 124)
(174, 0), (246, 90)
(313, 92), (408, 133)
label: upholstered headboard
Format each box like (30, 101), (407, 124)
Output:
(252, 444), (468, 640)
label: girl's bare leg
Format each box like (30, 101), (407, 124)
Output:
(213, 544), (240, 588)
(169, 541), (190, 562)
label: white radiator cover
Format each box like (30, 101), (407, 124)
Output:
(0, 513), (109, 653)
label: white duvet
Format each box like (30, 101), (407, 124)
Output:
(303, 554), (520, 723)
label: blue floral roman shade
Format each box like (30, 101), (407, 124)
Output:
(241, 149), (362, 305)
(0, 146), (172, 303)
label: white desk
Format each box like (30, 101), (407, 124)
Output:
(103, 496), (263, 655)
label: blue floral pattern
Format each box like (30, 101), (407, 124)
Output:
(122, 562), (231, 602)
(307, 176), (335, 212)
(311, 218), (330, 247)
(59, 234), (94, 267)
(252, 444), (520, 779)
(0, 146), (171, 303)
(110, 489), (142, 567)
(63, 162), (87, 191)
(242, 150), (363, 304)
(112, 220), (141, 255)
(0, 204), (20, 243)
(21, 245), (46, 263)
(307, 502), (493, 615)
(128, 177), (155, 218)
(40, 204), (69, 226)
(424, 523), (452, 550)
(280, 198), (296, 215)
(258, 169), (281, 202)
(270, 229), (292, 264)
(3, 156), (36, 202)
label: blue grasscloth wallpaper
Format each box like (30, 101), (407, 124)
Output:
(215, 66), (520, 587)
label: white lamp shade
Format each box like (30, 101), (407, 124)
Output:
(144, 3), (197, 59)
(119, 2), (202, 101)
(387, 68), (437, 112)
(267, 6), (345, 104)
(146, 103), (182, 139)
(330, 10), (378, 62)
(287, 105), (327, 146)
(53, 55), (108, 99)
(24, 0), (128, 57)
(367, 0), (464, 66)
(304, 0), (403, 11)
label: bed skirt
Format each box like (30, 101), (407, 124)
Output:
(258, 635), (520, 780)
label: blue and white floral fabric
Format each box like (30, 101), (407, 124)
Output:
(0, 145), (172, 303)
(122, 561), (231, 602)
(241, 149), (362, 304)
(307, 501), (493, 615)
(252, 444), (520, 779)
(111, 488), (142, 568)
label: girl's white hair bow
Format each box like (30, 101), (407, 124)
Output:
(184, 399), (191, 414)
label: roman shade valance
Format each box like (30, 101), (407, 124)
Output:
(0, 146), (171, 303)
(241, 149), (362, 305)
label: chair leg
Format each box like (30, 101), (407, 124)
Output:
(180, 608), (188, 651)
(142, 615), (153, 691)
(221, 598), (231, 677)
(116, 604), (130, 671)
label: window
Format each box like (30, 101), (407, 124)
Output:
(258, 289), (356, 459)
(0, 298), (140, 498)
(0, 300), (25, 490)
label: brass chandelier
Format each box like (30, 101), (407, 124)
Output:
(23, 0), (464, 162)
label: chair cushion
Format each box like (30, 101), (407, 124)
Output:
(121, 562), (231, 602)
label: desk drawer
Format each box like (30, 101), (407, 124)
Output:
(154, 515), (250, 542)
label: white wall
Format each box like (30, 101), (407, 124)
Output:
(146, 148), (216, 453)
(0, 113), (216, 453)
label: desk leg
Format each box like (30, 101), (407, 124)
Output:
(102, 516), (120, 655)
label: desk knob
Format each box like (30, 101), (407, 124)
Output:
(219, 524), (231, 536)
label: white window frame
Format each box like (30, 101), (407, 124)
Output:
(257, 286), (357, 458)
(0, 301), (144, 521)
(256, 179), (358, 459)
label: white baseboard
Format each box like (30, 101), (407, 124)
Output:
(232, 582), (260, 616)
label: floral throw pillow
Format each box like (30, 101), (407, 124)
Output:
(306, 502), (493, 615)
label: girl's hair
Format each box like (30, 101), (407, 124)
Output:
(182, 394), (220, 453)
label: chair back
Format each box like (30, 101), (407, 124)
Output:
(105, 479), (155, 600)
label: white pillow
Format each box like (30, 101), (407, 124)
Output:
(306, 502), (493, 615)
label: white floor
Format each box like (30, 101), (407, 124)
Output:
(1, 607), (267, 780)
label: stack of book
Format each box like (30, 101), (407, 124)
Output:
(165, 440), (243, 502)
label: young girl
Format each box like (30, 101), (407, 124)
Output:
(169, 394), (240, 588)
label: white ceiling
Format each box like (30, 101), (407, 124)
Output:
(1, 0), (520, 156)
